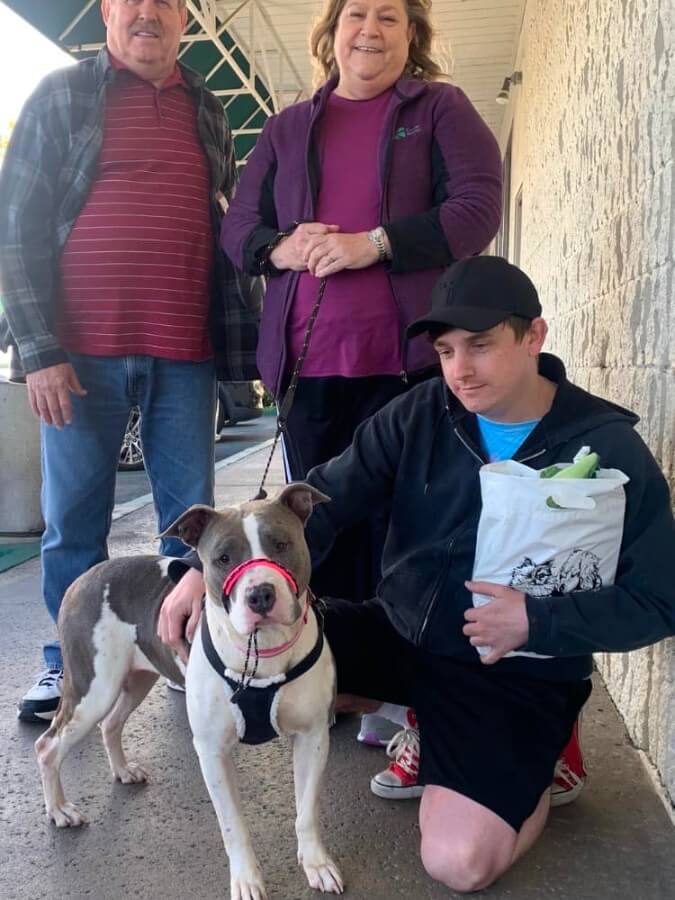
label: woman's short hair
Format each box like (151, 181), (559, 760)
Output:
(310, 0), (445, 88)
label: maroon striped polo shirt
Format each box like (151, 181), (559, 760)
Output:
(58, 58), (213, 361)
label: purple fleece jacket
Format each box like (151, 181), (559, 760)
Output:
(221, 75), (503, 397)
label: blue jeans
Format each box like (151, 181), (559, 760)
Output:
(41, 354), (215, 669)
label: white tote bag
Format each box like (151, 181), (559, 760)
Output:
(471, 459), (629, 659)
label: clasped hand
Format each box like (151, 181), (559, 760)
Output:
(269, 221), (380, 278)
(462, 581), (530, 665)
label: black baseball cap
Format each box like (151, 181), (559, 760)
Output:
(407, 256), (542, 339)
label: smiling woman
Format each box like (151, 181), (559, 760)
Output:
(221, 0), (503, 609)
(312, 0), (444, 90)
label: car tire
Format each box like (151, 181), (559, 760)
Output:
(118, 407), (145, 471)
(119, 398), (227, 470)
(215, 394), (226, 436)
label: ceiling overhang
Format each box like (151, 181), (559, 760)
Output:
(4, 0), (525, 161)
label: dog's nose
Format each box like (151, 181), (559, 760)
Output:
(245, 582), (276, 615)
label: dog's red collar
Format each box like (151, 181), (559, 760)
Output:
(222, 558), (307, 659)
(223, 558), (299, 597)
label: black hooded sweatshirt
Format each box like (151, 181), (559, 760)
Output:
(304, 354), (675, 682)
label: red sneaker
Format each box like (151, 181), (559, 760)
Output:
(551, 718), (587, 807)
(370, 711), (423, 800)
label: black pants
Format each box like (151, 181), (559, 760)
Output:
(321, 597), (592, 831)
(282, 370), (438, 602)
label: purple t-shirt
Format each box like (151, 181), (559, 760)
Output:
(287, 90), (402, 378)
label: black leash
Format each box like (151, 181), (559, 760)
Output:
(252, 277), (328, 501)
(231, 630), (260, 701)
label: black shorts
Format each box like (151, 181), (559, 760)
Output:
(320, 597), (592, 831)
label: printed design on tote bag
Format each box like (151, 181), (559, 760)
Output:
(510, 549), (602, 597)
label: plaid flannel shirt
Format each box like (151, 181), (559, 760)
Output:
(0, 47), (259, 380)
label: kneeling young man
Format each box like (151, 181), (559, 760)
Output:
(160, 256), (675, 892)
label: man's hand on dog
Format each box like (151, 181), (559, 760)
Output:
(158, 568), (205, 663)
(462, 581), (529, 665)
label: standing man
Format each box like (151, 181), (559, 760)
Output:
(0, 0), (258, 723)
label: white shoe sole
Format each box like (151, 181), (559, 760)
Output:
(356, 732), (390, 747)
(17, 705), (57, 724)
(550, 780), (585, 807)
(370, 779), (424, 800)
(357, 715), (399, 747)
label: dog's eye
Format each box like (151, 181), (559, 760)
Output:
(275, 541), (288, 553)
(219, 553), (230, 565)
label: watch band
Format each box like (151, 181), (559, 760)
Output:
(367, 226), (388, 262)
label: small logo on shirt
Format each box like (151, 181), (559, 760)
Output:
(394, 125), (422, 140)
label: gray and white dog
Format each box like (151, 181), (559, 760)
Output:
(35, 483), (343, 899)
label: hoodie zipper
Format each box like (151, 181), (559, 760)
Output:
(416, 417), (477, 644)
(453, 427), (485, 465)
(415, 527), (469, 646)
(416, 400), (553, 645)
(514, 447), (548, 464)
(455, 426), (550, 468)
(416, 395), (554, 645)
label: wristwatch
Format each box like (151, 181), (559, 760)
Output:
(367, 226), (389, 262)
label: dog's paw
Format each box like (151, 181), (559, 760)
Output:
(302, 858), (344, 894)
(113, 762), (149, 784)
(230, 874), (267, 900)
(48, 802), (87, 828)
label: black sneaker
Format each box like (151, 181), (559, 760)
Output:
(17, 668), (63, 723)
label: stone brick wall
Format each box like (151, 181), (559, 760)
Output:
(505, 0), (674, 807)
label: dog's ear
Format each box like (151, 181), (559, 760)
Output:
(277, 483), (330, 525)
(159, 504), (217, 548)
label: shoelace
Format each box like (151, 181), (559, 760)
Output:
(38, 670), (63, 688)
(553, 758), (583, 789)
(385, 727), (420, 777)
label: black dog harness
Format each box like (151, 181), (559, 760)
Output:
(200, 611), (325, 745)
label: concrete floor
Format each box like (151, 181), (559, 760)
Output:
(1, 445), (673, 900)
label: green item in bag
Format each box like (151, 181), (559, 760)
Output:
(550, 452), (600, 480)
(543, 448), (600, 507)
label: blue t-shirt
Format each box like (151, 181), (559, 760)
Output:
(476, 415), (540, 462)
